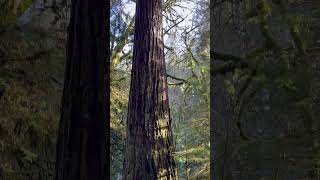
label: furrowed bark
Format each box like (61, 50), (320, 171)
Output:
(55, 0), (108, 179)
(123, 0), (177, 179)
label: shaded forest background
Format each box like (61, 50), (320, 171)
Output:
(211, 0), (320, 179)
(0, 0), (69, 178)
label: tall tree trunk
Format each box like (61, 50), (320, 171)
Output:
(123, 0), (177, 179)
(55, 0), (108, 179)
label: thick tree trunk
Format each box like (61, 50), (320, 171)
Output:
(123, 0), (177, 179)
(55, 0), (108, 179)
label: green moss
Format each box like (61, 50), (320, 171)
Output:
(258, 0), (273, 17)
(17, 0), (33, 15)
(0, 23), (63, 179)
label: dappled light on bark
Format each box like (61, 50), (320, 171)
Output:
(123, 0), (177, 179)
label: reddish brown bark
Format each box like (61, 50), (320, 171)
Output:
(123, 0), (177, 179)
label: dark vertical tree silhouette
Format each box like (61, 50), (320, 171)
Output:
(55, 0), (108, 179)
(123, 0), (177, 179)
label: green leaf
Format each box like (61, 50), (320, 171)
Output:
(19, 147), (38, 163)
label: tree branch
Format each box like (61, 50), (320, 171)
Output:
(167, 74), (188, 83)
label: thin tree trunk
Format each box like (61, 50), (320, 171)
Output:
(12, 0), (22, 15)
(55, 0), (108, 179)
(123, 0), (177, 179)
(185, 147), (189, 180)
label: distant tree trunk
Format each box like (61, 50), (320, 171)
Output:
(0, 0), (21, 25)
(123, 0), (177, 179)
(0, 0), (21, 15)
(55, 0), (108, 179)
(185, 148), (189, 180)
(12, 0), (22, 15)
